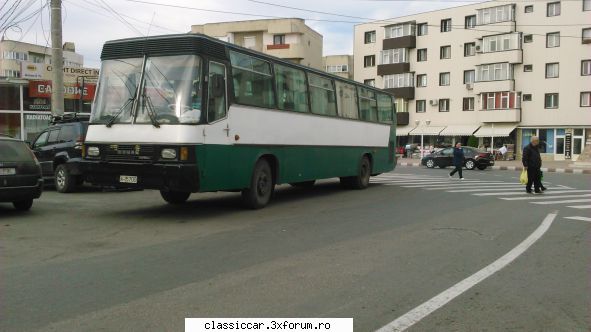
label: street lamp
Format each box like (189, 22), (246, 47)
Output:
(415, 119), (431, 158)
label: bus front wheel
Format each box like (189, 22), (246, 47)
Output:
(242, 159), (274, 209)
(160, 190), (190, 204)
(340, 155), (371, 190)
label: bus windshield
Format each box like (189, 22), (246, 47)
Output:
(92, 55), (203, 125)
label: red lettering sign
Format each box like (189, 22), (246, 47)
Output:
(28, 80), (96, 101)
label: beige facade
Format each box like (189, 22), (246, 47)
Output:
(354, 0), (591, 160)
(190, 18), (323, 69)
(323, 54), (354, 80)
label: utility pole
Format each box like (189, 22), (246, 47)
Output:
(50, 0), (64, 116)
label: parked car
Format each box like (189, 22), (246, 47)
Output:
(30, 113), (89, 193)
(421, 146), (494, 170)
(0, 134), (43, 210)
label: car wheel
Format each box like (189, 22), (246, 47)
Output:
(289, 180), (315, 188)
(55, 164), (76, 193)
(160, 190), (190, 204)
(477, 165), (487, 170)
(242, 159), (274, 209)
(465, 159), (476, 170)
(13, 199), (33, 211)
(425, 158), (435, 168)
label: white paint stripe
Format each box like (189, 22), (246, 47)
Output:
(474, 190), (591, 196)
(500, 194), (591, 201)
(564, 216), (591, 223)
(446, 187), (541, 193)
(375, 212), (557, 332)
(381, 181), (484, 186)
(567, 205), (591, 209)
(531, 199), (591, 205)
(403, 182), (506, 188)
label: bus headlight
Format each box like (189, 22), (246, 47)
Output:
(161, 148), (177, 159)
(87, 146), (100, 157)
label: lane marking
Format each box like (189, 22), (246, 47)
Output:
(474, 190), (590, 196)
(375, 212), (558, 332)
(567, 205), (591, 209)
(446, 187), (550, 193)
(402, 182), (504, 188)
(564, 216), (591, 223)
(500, 194), (591, 201)
(531, 199), (591, 205)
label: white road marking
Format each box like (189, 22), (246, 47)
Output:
(403, 182), (508, 188)
(375, 212), (558, 332)
(567, 205), (591, 209)
(474, 190), (591, 196)
(446, 187), (545, 193)
(563, 216), (591, 223)
(500, 194), (591, 201)
(531, 199), (591, 205)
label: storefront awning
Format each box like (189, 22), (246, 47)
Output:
(396, 125), (415, 136)
(439, 125), (480, 136)
(410, 126), (446, 135)
(473, 124), (517, 137)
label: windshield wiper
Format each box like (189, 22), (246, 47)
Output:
(141, 90), (161, 128)
(106, 97), (134, 127)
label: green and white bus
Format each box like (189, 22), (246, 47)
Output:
(82, 34), (396, 208)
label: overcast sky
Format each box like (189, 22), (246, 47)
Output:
(3, 0), (483, 68)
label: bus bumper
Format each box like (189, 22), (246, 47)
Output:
(82, 161), (199, 192)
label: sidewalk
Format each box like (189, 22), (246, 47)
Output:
(396, 158), (591, 174)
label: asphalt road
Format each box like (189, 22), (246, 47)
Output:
(1, 166), (589, 331)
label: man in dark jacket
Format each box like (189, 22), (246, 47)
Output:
(449, 142), (465, 179)
(522, 136), (546, 193)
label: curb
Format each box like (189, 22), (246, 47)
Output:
(396, 161), (591, 174)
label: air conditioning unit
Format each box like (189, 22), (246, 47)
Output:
(466, 83), (474, 90)
(475, 45), (482, 52)
(429, 99), (438, 106)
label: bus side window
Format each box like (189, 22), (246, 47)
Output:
(208, 62), (227, 122)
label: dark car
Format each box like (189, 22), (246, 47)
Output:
(30, 113), (89, 193)
(421, 146), (494, 170)
(0, 135), (43, 210)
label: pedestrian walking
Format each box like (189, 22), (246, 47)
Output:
(522, 136), (547, 194)
(449, 142), (465, 180)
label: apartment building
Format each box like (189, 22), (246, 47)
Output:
(354, 0), (591, 161)
(323, 55), (354, 80)
(190, 18), (323, 69)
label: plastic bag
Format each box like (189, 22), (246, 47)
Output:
(520, 169), (528, 185)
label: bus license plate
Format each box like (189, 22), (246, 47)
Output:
(119, 175), (137, 184)
(0, 168), (16, 175)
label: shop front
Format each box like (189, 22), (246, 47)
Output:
(518, 127), (589, 161)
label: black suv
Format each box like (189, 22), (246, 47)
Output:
(0, 134), (43, 210)
(30, 113), (89, 193)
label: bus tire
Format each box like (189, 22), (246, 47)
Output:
(160, 190), (190, 204)
(242, 159), (274, 209)
(289, 180), (315, 188)
(342, 155), (371, 190)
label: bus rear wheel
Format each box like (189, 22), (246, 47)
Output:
(160, 190), (190, 204)
(242, 159), (274, 209)
(340, 155), (371, 190)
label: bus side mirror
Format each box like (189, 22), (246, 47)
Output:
(211, 74), (225, 98)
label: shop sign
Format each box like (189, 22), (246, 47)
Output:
(25, 114), (52, 121)
(46, 65), (99, 83)
(20, 62), (45, 79)
(28, 80), (96, 101)
(565, 133), (572, 159)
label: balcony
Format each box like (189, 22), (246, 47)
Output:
(473, 79), (514, 95)
(266, 44), (289, 50)
(384, 87), (415, 100)
(383, 36), (416, 50)
(478, 108), (521, 122)
(477, 49), (522, 64)
(377, 63), (410, 76)
(396, 112), (409, 125)
(265, 43), (305, 59)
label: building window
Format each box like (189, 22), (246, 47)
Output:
(439, 72), (450, 86)
(581, 92), (591, 107)
(482, 92), (521, 110)
(441, 19), (452, 32)
(463, 70), (475, 84)
(417, 48), (427, 62)
(440, 45), (451, 59)
(523, 94), (532, 101)
(364, 31), (376, 44)
(476, 5), (514, 25)
(547, 2), (561, 16)
(383, 73), (414, 89)
(2, 51), (28, 61)
(583, 28), (591, 44)
(3, 69), (21, 77)
(525, 5), (533, 13)
(417, 23), (428, 36)
(416, 100), (426, 113)
(465, 15), (476, 29)
(273, 34), (286, 45)
(476, 63), (512, 81)
(524, 64), (533, 72)
(381, 48), (408, 64)
(546, 32), (560, 47)
(545, 63), (559, 78)
(243, 36), (256, 49)
(364, 55), (375, 67)
(385, 23), (415, 38)
(463, 97), (475, 111)
(439, 99), (450, 112)
(585, 0), (591, 11)
(326, 65), (349, 73)
(482, 33), (520, 52)
(544, 93), (559, 108)
(524, 34), (533, 43)
(464, 42), (476, 56)
(364, 79), (375, 87)
(582, 60), (591, 75)
(416, 74), (427, 87)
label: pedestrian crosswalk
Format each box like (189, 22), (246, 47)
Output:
(371, 173), (590, 223)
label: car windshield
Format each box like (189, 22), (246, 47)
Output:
(91, 55), (202, 125)
(0, 141), (33, 162)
